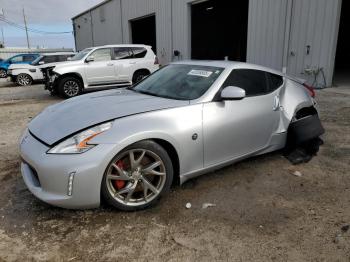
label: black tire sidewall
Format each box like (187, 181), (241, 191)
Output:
(132, 71), (149, 84)
(101, 140), (174, 211)
(58, 77), (82, 98)
(16, 74), (32, 86)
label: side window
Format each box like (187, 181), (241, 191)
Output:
(89, 48), (112, 62)
(24, 55), (37, 62)
(132, 47), (147, 58)
(43, 56), (57, 63)
(267, 73), (284, 92)
(10, 56), (24, 63)
(113, 47), (133, 60)
(222, 69), (269, 96)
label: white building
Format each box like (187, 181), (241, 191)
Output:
(72, 0), (349, 87)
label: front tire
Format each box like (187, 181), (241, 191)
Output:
(16, 73), (33, 86)
(58, 76), (82, 98)
(0, 68), (7, 78)
(101, 140), (173, 211)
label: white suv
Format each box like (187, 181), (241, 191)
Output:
(44, 45), (159, 98)
(8, 52), (75, 86)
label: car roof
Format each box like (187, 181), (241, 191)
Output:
(94, 44), (151, 49)
(171, 60), (287, 77)
(40, 52), (75, 56)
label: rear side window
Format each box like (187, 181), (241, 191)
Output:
(132, 47), (147, 58)
(222, 69), (269, 96)
(11, 56), (24, 63)
(113, 47), (133, 60)
(267, 73), (284, 92)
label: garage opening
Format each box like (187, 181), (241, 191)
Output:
(130, 15), (157, 54)
(191, 0), (248, 61)
(333, 0), (350, 87)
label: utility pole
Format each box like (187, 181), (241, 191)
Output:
(1, 28), (4, 47)
(22, 8), (30, 49)
(0, 8), (4, 47)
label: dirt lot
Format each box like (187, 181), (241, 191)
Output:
(0, 78), (349, 261)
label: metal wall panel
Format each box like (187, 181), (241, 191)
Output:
(247, 0), (288, 71)
(286, 0), (342, 86)
(90, 0), (123, 47)
(120, 0), (172, 65)
(73, 13), (94, 50)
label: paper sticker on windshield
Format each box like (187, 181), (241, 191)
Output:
(188, 70), (213, 78)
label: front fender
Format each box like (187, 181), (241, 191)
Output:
(91, 105), (204, 176)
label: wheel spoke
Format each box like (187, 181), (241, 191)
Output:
(142, 161), (165, 176)
(141, 177), (159, 195)
(108, 164), (131, 180)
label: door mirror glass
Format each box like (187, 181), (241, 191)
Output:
(221, 86), (246, 100)
(86, 55), (95, 63)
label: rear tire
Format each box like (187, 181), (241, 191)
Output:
(101, 140), (173, 211)
(16, 73), (33, 86)
(58, 76), (82, 98)
(0, 69), (7, 78)
(132, 70), (150, 84)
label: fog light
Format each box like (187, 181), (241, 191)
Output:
(67, 172), (76, 196)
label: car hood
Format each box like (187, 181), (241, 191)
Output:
(9, 64), (34, 70)
(28, 89), (189, 145)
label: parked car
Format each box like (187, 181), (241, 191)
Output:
(0, 53), (39, 78)
(20, 61), (324, 211)
(42, 44), (159, 98)
(7, 52), (75, 86)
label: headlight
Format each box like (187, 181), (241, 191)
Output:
(47, 122), (113, 154)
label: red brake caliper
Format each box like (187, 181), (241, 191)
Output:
(114, 160), (126, 190)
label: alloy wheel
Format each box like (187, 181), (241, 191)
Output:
(105, 149), (167, 207)
(63, 80), (79, 97)
(17, 74), (31, 86)
(0, 69), (6, 78)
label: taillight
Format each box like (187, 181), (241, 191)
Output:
(303, 83), (315, 98)
(154, 56), (159, 65)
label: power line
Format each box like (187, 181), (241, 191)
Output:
(0, 16), (72, 35)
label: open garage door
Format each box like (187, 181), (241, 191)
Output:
(333, 0), (350, 87)
(191, 0), (248, 61)
(130, 15), (157, 53)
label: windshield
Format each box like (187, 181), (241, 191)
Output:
(133, 64), (224, 100)
(70, 48), (92, 61)
(31, 56), (44, 65)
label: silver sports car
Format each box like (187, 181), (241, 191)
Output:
(20, 61), (324, 211)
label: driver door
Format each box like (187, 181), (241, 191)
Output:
(85, 48), (117, 87)
(203, 69), (281, 167)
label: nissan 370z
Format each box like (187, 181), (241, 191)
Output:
(20, 61), (324, 211)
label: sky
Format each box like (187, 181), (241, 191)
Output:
(0, 0), (103, 49)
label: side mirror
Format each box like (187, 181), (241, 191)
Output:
(38, 61), (45, 65)
(8, 60), (12, 64)
(85, 56), (94, 63)
(220, 86), (246, 100)
(67, 57), (72, 61)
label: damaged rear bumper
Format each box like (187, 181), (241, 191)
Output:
(288, 114), (325, 145)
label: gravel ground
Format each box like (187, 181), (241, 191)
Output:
(0, 79), (349, 261)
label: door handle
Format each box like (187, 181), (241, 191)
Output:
(273, 96), (280, 111)
(129, 62), (136, 65)
(107, 63), (114, 66)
